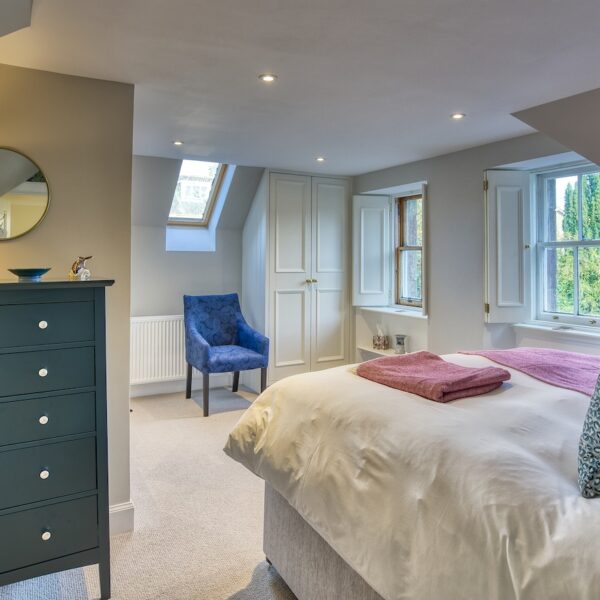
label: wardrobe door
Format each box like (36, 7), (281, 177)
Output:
(269, 173), (312, 382)
(310, 177), (350, 371)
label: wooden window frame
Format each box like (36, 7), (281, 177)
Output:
(395, 194), (423, 307)
(167, 163), (227, 228)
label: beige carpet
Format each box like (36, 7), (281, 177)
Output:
(0, 388), (296, 600)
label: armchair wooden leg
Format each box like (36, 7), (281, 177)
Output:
(232, 371), (240, 393)
(186, 363), (192, 399)
(203, 373), (209, 417)
(260, 368), (267, 393)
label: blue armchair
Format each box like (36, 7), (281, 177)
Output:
(184, 293), (269, 416)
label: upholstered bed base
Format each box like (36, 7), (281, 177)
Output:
(264, 484), (385, 600)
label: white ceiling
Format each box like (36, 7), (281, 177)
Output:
(1, 0), (600, 175)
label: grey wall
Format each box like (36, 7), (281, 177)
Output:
(513, 88), (600, 168)
(0, 63), (134, 518)
(131, 155), (263, 316)
(354, 132), (567, 354)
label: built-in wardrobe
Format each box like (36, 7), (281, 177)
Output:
(241, 171), (351, 389)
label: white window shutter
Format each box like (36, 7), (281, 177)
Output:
(352, 195), (391, 306)
(484, 170), (532, 323)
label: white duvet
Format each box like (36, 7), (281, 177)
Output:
(224, 354), (600, 600)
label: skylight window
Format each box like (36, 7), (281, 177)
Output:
(168, 160), (226, 227)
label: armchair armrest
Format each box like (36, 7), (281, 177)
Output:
(237, 320), (269, 358)
(185, 321), (210, 369)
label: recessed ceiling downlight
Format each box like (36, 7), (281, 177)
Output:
(258, 73), (278, 83)
(451, 113), (466, 120)
(316, 156), (326, 163)
(173, 140), (184, 146)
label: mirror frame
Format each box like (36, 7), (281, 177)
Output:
(0, 147), (50, 242)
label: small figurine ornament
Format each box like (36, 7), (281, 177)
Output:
(69, 256), (93, 281)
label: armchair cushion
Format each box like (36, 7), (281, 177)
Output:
(208, 345), (267, 374)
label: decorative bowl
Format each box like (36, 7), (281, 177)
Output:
(8, 268), (52, 282)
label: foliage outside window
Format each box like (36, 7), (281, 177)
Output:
(168, 160), (226, 227)
(395, 195), (423, 307)
(538, 166), (600, 324)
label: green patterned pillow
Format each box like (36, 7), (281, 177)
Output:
(579, 374), (600, 498)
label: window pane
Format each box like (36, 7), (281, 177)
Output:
(399, 250), (422, 302)
(402, 197), (422, 246)
(582, 172), (600, 241)
(545, 175), (578, 241)
(578, 247), (600, 316)
(544, 247), (574, 314)
(169, 160), (221, 222)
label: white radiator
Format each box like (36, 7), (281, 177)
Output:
(130, 315), (186, 384)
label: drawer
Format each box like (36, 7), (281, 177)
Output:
(0, 347), (95, 398)
(0, 302), (94, 349)
(0, 392), (95, 447)
(0, 496), (97, 574)
(0, 437), (97, 510)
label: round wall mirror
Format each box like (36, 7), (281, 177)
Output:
(0, 148), (49, 241)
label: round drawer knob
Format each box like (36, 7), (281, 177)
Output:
(39, 415), (49, 425)
(41, 531), (52, 542)
(38, 320), (48, 330)
(39, 470), (50, 480)
(38, 368), (48, 378)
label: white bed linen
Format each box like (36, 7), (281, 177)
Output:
(224, 354), (600, 600)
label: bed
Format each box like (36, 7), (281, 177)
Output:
(225, 353), (599, 600)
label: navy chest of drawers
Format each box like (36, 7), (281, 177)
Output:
(0, 279), (114, 599)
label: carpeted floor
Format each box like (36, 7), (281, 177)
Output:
(0, 388), (296, 600)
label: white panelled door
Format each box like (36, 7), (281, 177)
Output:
(269, 173), (350, 382)
(269, 173), (312, 380)
(484, 170), (532, 323)
(311, 177), (350, 371)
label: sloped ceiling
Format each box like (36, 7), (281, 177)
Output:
(513, 89), (600, 167)
(131, 155), (262, 230)
(0, 0), (31, 38)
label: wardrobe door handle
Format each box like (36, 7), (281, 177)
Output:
(38, 320), (48, 329)
(39, 368), (48, 378)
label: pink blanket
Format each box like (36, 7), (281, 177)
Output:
(357, 351), (511, 402)
(461, 347), (600, 396)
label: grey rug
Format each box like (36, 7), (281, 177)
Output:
(0, 389), (296, 600)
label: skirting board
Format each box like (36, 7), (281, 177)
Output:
(109, 500), (135, 535)
(130, 372), (232, 398)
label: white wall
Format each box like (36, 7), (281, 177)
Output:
(0, 64), (134, 532)
(241, 169), (268, 332)
(354, 133), (568, 354)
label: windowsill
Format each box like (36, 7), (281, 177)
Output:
(514, 321), (600, 341)
(357, 306), (428, 320)
(356, 345), (397, 357)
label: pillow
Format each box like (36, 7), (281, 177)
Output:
(579, 374), (600, 498)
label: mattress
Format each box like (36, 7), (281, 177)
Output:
(225, 353), (599, 600)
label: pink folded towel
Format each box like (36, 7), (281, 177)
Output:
(357, 351), (511, 403)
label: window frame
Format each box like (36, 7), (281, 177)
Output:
(167, 162), (227, 228)
(535, 163), (600, 327)
(395, 194), (423, 308)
